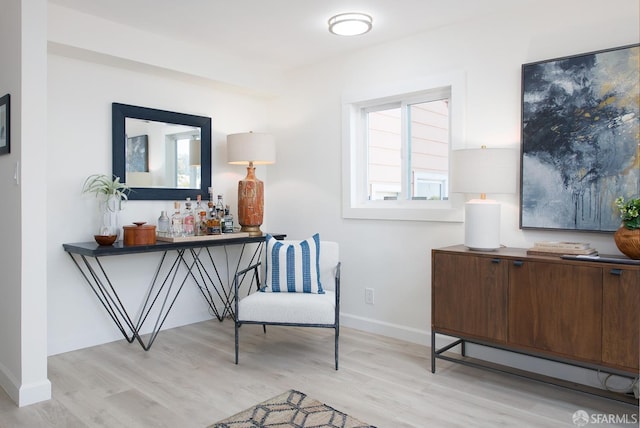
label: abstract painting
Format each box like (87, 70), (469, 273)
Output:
(520, 44), (639, 232)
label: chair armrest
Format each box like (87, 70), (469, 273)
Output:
(236, 261), (262, 279)
(234, 261), (262, 320)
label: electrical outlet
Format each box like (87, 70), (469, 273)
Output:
(365, 288), (374, 305)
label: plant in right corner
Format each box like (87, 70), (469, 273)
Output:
(613, 196), (640, 260)
(615, 196), (640, 230)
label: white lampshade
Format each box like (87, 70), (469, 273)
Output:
(227, 132), (276, 165)
(451, 147), (518, 195)
(189, 138), (201, 166)
(451, 147), (518, 251)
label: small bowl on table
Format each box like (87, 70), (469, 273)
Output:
(94, 234), (117, 246)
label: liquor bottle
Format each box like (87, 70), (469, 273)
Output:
(171, 201), (183, 237)
(216, 195), (225, 232)
(194, 194), (207, 236)
(206, 208), (221, 235)
(206, 188), (216, 234)
(223, 205), (234, 233)
(198, 211), (208, 236)
(207, 201), (220, 235)
(157, 210), (170, 237)
(208, 187), (215, 207)
(211, 210), (222, 235)
(216, 194), (225, 215)
(183, 198), (195, 236)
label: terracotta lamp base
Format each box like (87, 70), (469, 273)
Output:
(239, 225), (263, 236)
(237, 164), (265, 237)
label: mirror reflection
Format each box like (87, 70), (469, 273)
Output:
(124, 118), (201, 189)
(112, 103), (212, 201)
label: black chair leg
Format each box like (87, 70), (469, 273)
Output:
(262, 324), (267, 334)
(235, 322), (239, 364)
(335, 326), (339, 370)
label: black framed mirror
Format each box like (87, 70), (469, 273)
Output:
(112, 102), (212, 200)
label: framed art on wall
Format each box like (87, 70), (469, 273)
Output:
(0, 93), (9, 155)
(520, 44), (639, 232)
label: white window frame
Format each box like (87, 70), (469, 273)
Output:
(342, 71), (466, 222)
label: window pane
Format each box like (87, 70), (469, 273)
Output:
(409, 99), (449, 200)
(176, 138), (201, 189)
(367, 107), (402, 200)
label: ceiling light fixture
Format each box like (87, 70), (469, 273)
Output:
(328, 12), (373, 36)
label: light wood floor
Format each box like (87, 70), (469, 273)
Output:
(0, 321), (637, 427)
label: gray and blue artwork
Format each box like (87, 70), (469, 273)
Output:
(521, 45), (639, 232)
(126, 134), (149, 173)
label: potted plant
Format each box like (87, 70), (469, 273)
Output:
(82, 174), (131, 244)
(614, 196), (640, 259)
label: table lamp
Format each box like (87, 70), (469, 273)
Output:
(227, 132), (276, 236)
(189, 137), (201, 166)
(451, 146), (518, 250)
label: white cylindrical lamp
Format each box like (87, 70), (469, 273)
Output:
(451, 147), (518, 251)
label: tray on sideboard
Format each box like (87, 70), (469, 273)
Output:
(561, 254), (640, 265)
(156, 232), (250, 243)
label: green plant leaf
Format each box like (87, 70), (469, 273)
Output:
(82, 174), (131, 200)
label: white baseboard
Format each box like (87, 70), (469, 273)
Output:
(340, 313), (460, 351)
(18, 379), (52, 407)
(0, 360), (51, 407)
(340, 312), (430, 346)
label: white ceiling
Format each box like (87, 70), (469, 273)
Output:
(48, 0), (534, 73)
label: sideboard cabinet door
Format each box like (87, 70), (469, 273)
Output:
(508, 261), (602, 363)
(432, 252), (507, 343)
(602, 268), (640, 371)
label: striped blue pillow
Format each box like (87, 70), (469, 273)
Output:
(263, 234), (323, 294)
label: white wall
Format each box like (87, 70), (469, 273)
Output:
(268, 0), (639, 345)
(46, 51), (273, 355)
(0, 0), (51, 407)
(0, 0), (24, 406)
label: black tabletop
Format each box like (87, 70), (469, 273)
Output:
(63, 233), (286, 257)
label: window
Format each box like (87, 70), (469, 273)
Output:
(166, 132), (201, 189)
(366, 95), (450, 202)
(342, 72), (465, 221)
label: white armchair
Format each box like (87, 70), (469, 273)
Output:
(233, 240), (341, 369)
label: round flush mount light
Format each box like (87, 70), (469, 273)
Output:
(328, 12), (373, 36)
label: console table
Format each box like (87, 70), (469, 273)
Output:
(63, 233), (285, 350)
(431, 245), (639, 404)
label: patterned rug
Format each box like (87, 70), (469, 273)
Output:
(209, 389), (376, 428)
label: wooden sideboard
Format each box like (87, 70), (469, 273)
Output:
(431, 245), (639, 404)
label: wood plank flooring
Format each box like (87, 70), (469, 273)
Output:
(0, 321), (637, 427)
